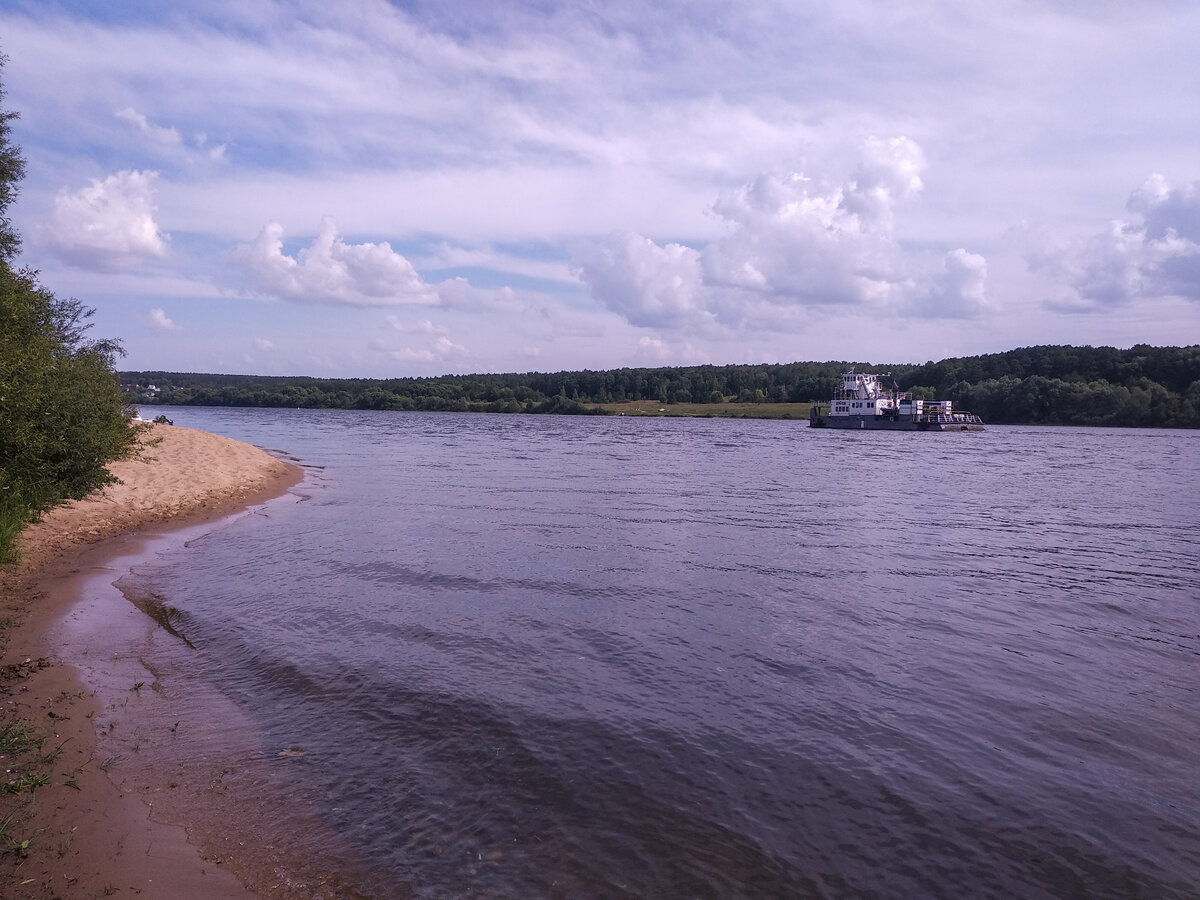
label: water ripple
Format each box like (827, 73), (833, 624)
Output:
(120, 411), (1200, 898)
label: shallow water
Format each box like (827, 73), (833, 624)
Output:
(64, 410), (1200, 897)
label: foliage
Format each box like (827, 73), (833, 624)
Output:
(0, 55), (23, 264)
(123, 344), (1200, 429)
(900, 345), (1200, 428)
(122, 361), (858, 412)
(0, 59), (138, 563)
(899, 344), (1200, 396)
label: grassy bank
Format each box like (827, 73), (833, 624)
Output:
(0, 496), (23, 565)
(589, 400), (813, 418)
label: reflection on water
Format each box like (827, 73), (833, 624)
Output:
(61, 410), (1200, 898)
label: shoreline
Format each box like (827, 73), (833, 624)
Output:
(1, 424), (303, 899)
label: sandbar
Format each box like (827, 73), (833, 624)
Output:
(0, 424), (303, 899)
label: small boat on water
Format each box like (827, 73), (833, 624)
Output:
(809, 371), (985, 431)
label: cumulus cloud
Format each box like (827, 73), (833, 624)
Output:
(841, 136), (925, 230)
(635, 335), (673, 363)
(1027, 174), (1200, 310)
(253, 337), (276, 351)
(572, 136), (986, 329)
(909, 249), (991, 318)
(570, 232), (705, 328)
(701, 167), (885, 305)
(232, 217), (440, 306)
(144, 307), (181, 332)
(44, 170), (168, 270)
(434, 276), (483, 310)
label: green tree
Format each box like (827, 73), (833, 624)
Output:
(0, 55), (22, 264)
(0, 57), (139, 562)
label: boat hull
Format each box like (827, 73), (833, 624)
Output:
(809, 414), (986, 432)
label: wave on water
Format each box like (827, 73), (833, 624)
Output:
(89, 410), (1200, 899)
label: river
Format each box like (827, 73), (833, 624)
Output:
(55, 409), (1200, 898)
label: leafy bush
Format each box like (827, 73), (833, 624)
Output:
(0, 59), (139, 563)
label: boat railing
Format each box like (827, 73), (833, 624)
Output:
(916, 412), (985, 425)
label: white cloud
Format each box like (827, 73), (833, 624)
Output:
(191, 131), (228, 162)
(701, 135), (926, 307)
(635, 335), (673, 363)
(116, 107), (182, 149)
(1027, 174), (1200, 310)
(144, 307), (181, 332)
(573, 136), (986, 329)
(44, 170), (169, 271)
(570, 232), (705, 328)
(907, 249), (991, 319)
(368, 334), (467, 363)
(385, 316), (446, 335)
(1129, 175), (1200, 243)
(841, 136), (925, 231)
(434, 277), (486, 310)
(116, 107), (230, 166)
(254, 337), (276, 351)
(232, 217), (440, 307)
(418, 242), (574, 284)
(517, 344), (543, 360)
(5, 1), (1199, 375)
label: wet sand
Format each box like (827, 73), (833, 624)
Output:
(0, 424), (302, 899)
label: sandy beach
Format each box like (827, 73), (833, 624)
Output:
(0, 424), (302, 899)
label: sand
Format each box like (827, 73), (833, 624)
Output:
(0, 424), (303, 899)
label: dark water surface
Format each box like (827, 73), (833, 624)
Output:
(68, 410), (1200, 897)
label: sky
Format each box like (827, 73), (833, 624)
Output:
(2, 0), (1198, 378)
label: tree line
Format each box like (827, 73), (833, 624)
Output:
(124, 343), (1200, 427)
(901, 345), (1200, 427)
(123, 362), (848, 412)
(0, 59), (138, 563)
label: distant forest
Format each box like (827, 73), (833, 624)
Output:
(123, 343), (1200, 428)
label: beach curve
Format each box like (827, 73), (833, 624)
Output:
(1, 424), (303, 899)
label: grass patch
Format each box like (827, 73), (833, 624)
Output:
(0, 723), (43, 759)
(0, 491), (28, 566)
(0, 724), (61, 796)
(0, 722), (66, 859)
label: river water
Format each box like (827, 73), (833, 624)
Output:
(57, 409), (1199, 898)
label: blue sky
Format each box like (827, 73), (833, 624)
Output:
(3, 0), (1198, 377)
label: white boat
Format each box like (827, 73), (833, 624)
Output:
(809, 371), (985, 431)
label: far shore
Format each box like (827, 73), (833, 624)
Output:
(0, 424), (302, 899)
(588, 399), (813, 418)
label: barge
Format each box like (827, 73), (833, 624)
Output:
(809, 371), (986, 431)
